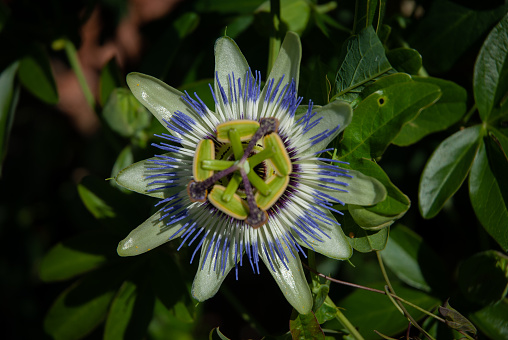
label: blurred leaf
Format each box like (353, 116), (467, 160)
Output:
(469, 298), (508, 339)
(312, 3), (350, 37)
(458, 250), (508, 306)
(111, 145), (134, 188)
(103, 88), (152, 138)
(104, 279), (155, 340)
(0, 2), (9, 33)
(339, 81), (441, 160)
(256, 0), (311, 35)
(344, 159), (410, 230)
(438, 300), (476, 334)
(386, 48), (422, 75)
(334, 26), (393, 104)
(311, 278), (330, 312)
(314, 297), (338, 324)
(209, 327), (231, 340)
(474, 12), (508, 123)
(148, 299), (197, 340)
(409, 0), (508, 73)
(469, 140), (508, 251)
(39, 231), (119, 282)
(44, 263), (132, 340)
(353, 0), (383, 34)
(394, 77), (467, 146)
(419, 125), (482, 219)
(100, 57), (123, 106)
(149, 251), (188, 312)
(338, 283), (440, 340)
(78, 180), (116, 219)
(290, 310), (325, 340)
(195, 0), (265, 14)
(223, 15), (254, 38)
(381, 225), (446, 293)
(141, 12), (200, 79)
(341, 211), (389, 253)
(18, 45), (58, 104)
(0, 61), (19, 176)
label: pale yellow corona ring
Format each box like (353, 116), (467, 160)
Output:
(255, 174), (290, 210)
(193, 139), (215, 181)
(216, 120), (260, 143)
(208, 185), (249, 220)
(263, 133), (292, 176)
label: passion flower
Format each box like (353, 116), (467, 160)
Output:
(115, 32), (385, 314)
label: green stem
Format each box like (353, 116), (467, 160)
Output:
(376, 252), (436, 340)
(64, 39), (95, 110)
(326, 296), (365, 340)
(462, 104), (477, 125)
(267, 0), (281, 76)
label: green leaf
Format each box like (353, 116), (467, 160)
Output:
(44, 264), (130, 340)
(394, 76), (468, 146)
(469, 139), (508, 251)
(469, 298), (508, 339)
(290, 310), (325, 340)
(209, 327), (232, 340)
(439, 300), (477, 335)
(141, 12), (200, 79)
(344, 159), (410, 230)
(314, 297), (339, 324)
(381, 225), (447, 293)
(149, 251), (188, 311)
(99, 58), (123, 106)
(474, 12), (508, 122)
(458, 250), (508, 306)
(334, 26), (393, 104)
(39, 231), (119, 282)
(111, 145), (134, 188)
(352, 0), (383, 34)
(386, 48), (422, 75)
(409, 0), (508, 73)
(104, 279), (155, 340)
(0, 61), (19, 177)
(78, 180), (116, 219)
(341, 211), (389, 253)
(103, 88), (152, 138)
(419, 125), (483, 219)
(338, 283), (440, 340)
(339, 81), (441, 160)
(18, 46), (59, 104)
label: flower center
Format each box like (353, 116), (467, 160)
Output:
(187, 117), (292, 228)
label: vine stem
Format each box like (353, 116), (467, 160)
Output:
(302, 262), (446, 324)
(64, 39), (95, 110)
(267, 0), (281, 76)
(376, 251), (436, 340)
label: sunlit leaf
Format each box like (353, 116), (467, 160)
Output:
(469, 140), (508, 251)
(39, 231), (119, 282)
(474, 12), (508, 122)
(339, 81), (441, 160)
(338, 283), (440, 340)
(386, 48), (422, 75)
(290, 310), (325, 340)
(334, 26), (393, 105)
(419, 125), (482, 219)
(469, 299), (508, 339)
(394, 76), (467, 146)
(381, 225), (447, 294)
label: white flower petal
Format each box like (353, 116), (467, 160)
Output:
(115, 154), (189, 199)
(214, 36), (250, 104)
(127, 73), (200, 131)
(117, 208), (187, 256)
(191, 231), (237, 301)
(297, 209), (352, 260)
(259, 240), (313, 315)
(298, 100), (353, 156)
(264, 31), (302, 90)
